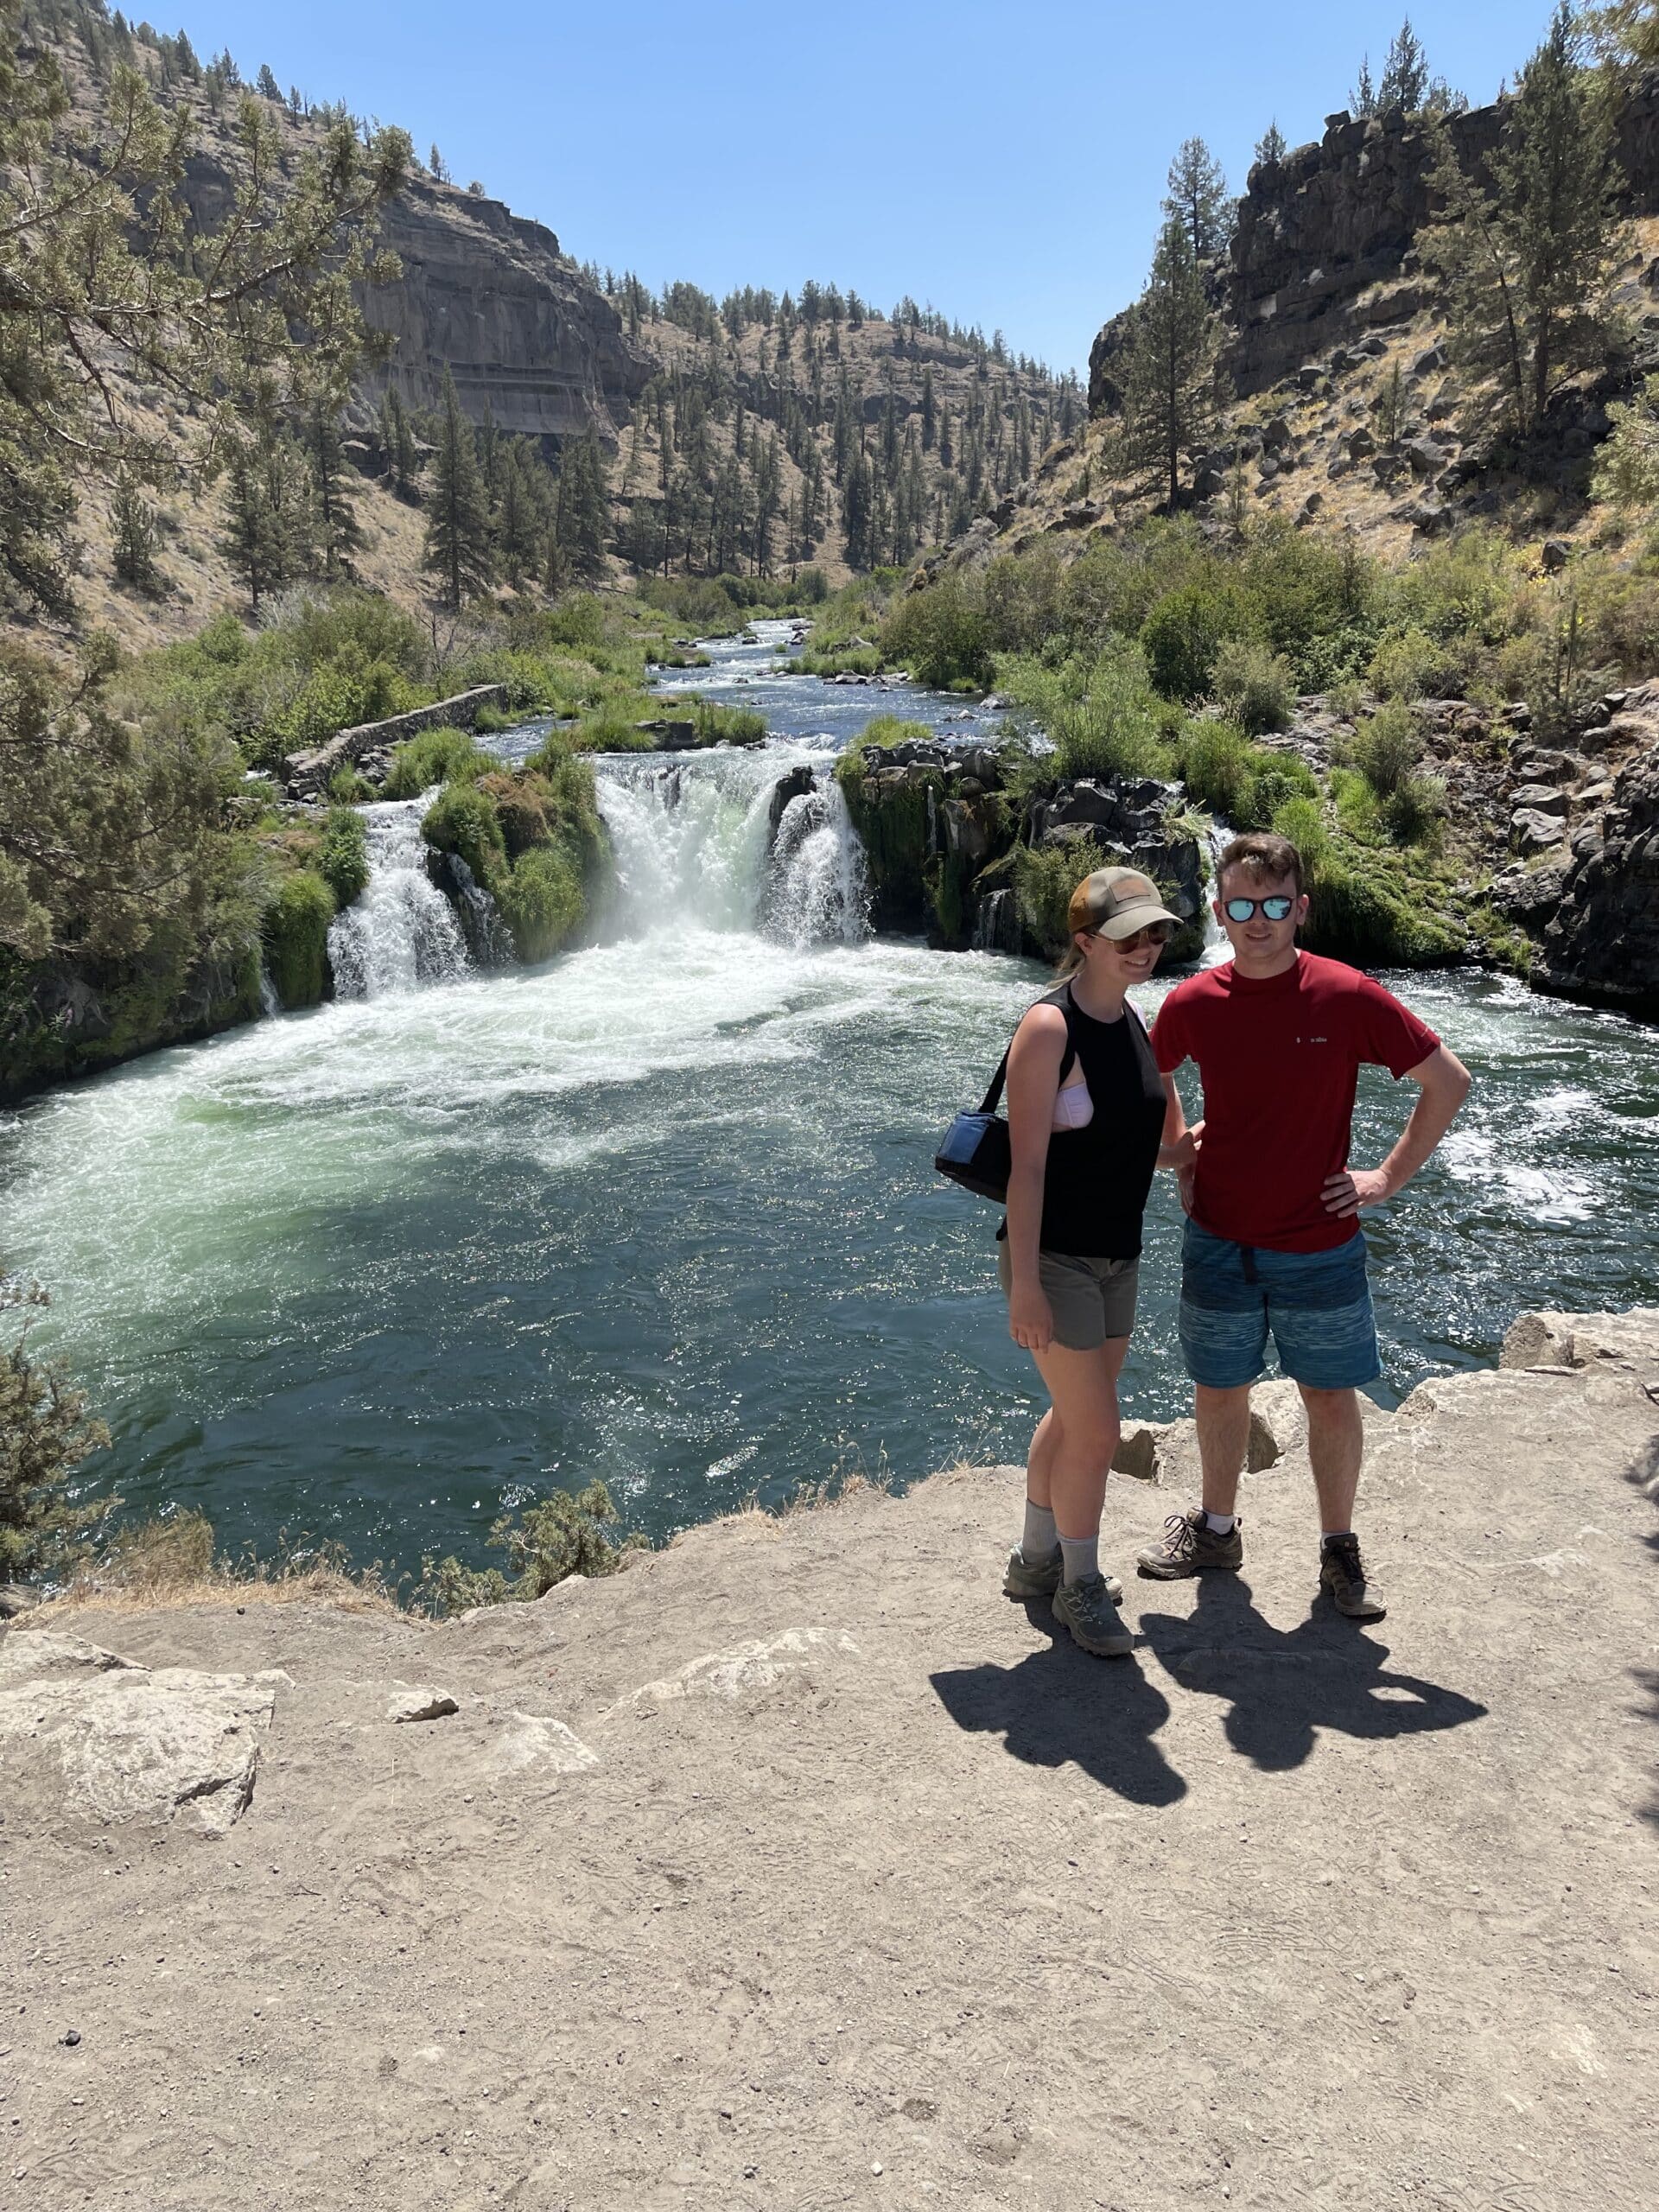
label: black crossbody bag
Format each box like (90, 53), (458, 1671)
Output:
(934, 1015), (1077, 1205)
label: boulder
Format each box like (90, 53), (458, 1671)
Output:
(1507, 784), (1568, 816)
(388, 1687), (461, 1725)
(1510, 806), (1567, 855)
(0, 1630), (284, 1835)
(1541, 538), (1573, 574)
(1536, 739), (1659, 1013)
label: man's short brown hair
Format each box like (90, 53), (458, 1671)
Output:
(1217, 830), (1304, 899)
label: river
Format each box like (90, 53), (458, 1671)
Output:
(3, 621), (1657, 1574)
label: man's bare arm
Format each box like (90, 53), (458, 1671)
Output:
(1323, 1045), (1472, 1217)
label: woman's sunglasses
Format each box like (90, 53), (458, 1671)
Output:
(1095, 921), (1175, 950)
(1222, 895), (1295, 923)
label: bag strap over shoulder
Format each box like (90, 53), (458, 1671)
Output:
(980, 991), (1077, 1115)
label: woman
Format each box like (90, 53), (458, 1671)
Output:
(998, 865), (1194, 1656)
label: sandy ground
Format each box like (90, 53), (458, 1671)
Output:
(3, 1314), (1656, 2211)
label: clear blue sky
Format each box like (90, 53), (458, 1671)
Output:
(176, 1), (1552, 375)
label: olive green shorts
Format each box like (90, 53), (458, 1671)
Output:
(997, 1240), (1141, 1351)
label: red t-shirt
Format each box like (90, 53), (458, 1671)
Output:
(1152, 952), (1440, 1253)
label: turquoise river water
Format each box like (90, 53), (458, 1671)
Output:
(3, 622), (1657, 1573)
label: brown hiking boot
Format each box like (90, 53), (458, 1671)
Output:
(1319, 1535), (1386, 1620)
(1136, 1506), (1243, 1580)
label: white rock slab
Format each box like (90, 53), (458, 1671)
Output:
(494, 1713), (600, 1775)
(0, 1629), (284, 1835)
(627, 1627), (860, 1705)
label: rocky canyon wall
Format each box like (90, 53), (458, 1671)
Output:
(1090, 69), (1659, 410)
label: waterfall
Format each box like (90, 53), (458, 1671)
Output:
(257, 963), (281, 1017)
(327, 797), (473, 1000)
(766, 782), (869, 948)
(1199, 822), (1233, 969)
(972, 887), (1020, 954)
(593, 749), (868, 949)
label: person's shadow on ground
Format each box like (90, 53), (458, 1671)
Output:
(930, 1608), (1188, 1807)
(1135, 1570), (1489, 1772)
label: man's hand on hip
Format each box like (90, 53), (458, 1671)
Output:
(1321, 1166), (1392, 1217)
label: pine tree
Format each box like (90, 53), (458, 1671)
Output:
(256, 62), (281, 100)
(1351, 56), (1378, 118)
(429, 143), (449, 182)
(308, 400), (361, 575)
(1163, 137), (1233, 260)
(424, 368), (493, 608)
(556, 434), (610, 578)
(1255, 120), (1287, 166)
(221, 429), (308, 611)
(110, 471), (161, 590)
(1118, 215), (1219, 510)
(381, 385), (421, 499)
(921, 364), (937, 451)
(495, 442), (550, 588)
(841, 449), (874, 569)
(1378, 19), (1429, 111)
(1422, 5), (1629, 441)
(938, 405), (954, 471)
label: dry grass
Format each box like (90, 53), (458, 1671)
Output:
(31, 1511), (398, 1622)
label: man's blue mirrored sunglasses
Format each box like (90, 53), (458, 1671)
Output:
(1223, 894), (1295, 922)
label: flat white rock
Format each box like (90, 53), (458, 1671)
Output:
(0, 1630), (283, 1835)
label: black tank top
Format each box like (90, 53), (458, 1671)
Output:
(1001, 982), (1168, 1260)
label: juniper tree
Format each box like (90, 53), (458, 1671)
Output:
(0, 3), (406, 620)
(425, 368), (494, 607)
(1119, 215), (1220, 509)
(1422, 4), (1630, 442)
(1163, 137), (1232, 260)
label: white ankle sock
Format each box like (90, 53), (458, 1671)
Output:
(1058, 1533), (1099, 1586)
(1203, 1510), (1236, 1535)
(1021, 1499), (1058, 1558)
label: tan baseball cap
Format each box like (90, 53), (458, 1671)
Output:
(1067, 866), (1184, 941)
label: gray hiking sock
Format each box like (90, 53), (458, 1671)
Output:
(1059, 1533), (1099, 1586)
(1021, 1499), (1058, 1559)
(1204, 1510), (1236, 1535)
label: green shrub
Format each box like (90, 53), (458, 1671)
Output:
(998, 646), (1170, 784)
(568, 695), (657, 751)
(382, 726), (489, 798)
(1210, 635), (1295, 734)
(471, 702), (514, 734)
(1270, 794), (1330, 872)
(413, 1480), (642, 1615)
(498, 842), (584, 962)
(1349, 700), (1422, 798)
(1365, 624), (1445, 702)
(326, 764), (372, 803)
(688, 697), (767, 747)
(1381, 773), (1448, 850)
(1, 1279), (114, 1584)
(1141, 584), (1242, 701)
(421, 783), (507, 890)
(317, 806), (369, 910)
(1011, 835), (1119, 960)
(1176, 721), (1318, 828)
(880, 571), (993, 689)
(263, 868), (336, 1007)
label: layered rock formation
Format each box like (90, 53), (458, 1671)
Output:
(360, 179), (652, 446)
(175, 155), (652, 453)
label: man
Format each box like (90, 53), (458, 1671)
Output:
(1139, 831), (1471, 1618)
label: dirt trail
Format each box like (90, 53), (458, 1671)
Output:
(3, 1311), (1656, 2211)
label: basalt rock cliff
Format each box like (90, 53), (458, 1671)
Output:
(176, 155), (652, 452)
(1090, 73), (1659, 415)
